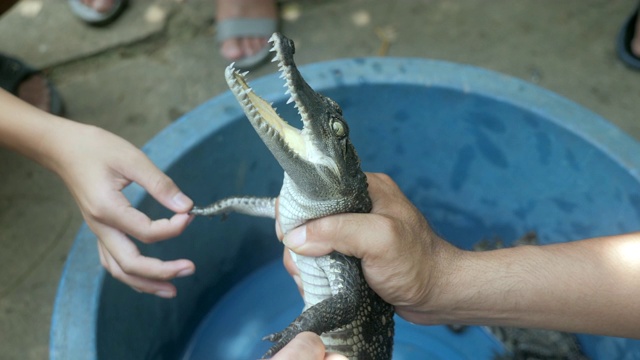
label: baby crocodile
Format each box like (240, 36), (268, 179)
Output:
(191, 33), (394, 359)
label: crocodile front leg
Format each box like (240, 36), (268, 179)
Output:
(263, 252), (394, 359)
(190, 196), (276, 218)
(263, 290), (360, 357)
(263, 251), (363, 357)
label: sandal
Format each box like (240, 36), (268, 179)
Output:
(616, 3), (640, 70)
(0, 54), (64, 116)
(68, 0), (128, 27)
(217, 18), (278, 70)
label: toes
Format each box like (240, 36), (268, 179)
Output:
(220, 38), (243, 61)
(220, 36), (268, 61)
(632, 37), (640, 58)
(16, 74), (51, 112)
(81, 0), (116, 13)
(240, 37), (266, 57)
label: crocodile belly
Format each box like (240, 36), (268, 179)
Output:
(292, 251), (395, 359)
(292, 252), (333, 309)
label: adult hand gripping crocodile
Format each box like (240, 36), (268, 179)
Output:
(190, 33), (394, 359)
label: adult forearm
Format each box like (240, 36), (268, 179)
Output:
(284, 173), (640, 338)
(423, 233), (640, 338)
(0, 89), (64, 166)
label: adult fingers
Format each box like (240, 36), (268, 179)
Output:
(271, 332), (327, 360)
(282, 172), (422, 259)
(98, 202), (193, 243)
(119, 151), (193, 213)
(96, 224), (195, 283)
(283, 212), (390, 259)
(98, 241), (182, 297)
(325, 354), (350, 360)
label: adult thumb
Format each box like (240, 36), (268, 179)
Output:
(127, 155), (193, 213)
(283, 211), (386, 259)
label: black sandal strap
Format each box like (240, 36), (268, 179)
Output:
(0, 53), (65, 116)
(0, 53), (37, 94)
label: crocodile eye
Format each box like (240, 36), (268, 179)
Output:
(331, 120), (346, 137)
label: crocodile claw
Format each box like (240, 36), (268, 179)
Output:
(261, 329), (297, 358)
(261, 332), (281, 343)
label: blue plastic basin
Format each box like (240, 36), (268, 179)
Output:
(51, 58), (640, 359)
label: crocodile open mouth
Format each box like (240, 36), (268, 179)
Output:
(224, 33), (310, 160)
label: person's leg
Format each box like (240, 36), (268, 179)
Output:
(632, 11), (640, 57)
(216, 0), (277, 63)
(2, 0), (116, 18)
(0, 0), (19, 15)
(15, 73), (51, 112)
(0, 2), (60, 114)
(69, 0), (126, 26)
(616, 3), (640, 69)
(80, 0), (116, 13)
(0, 55), (63, 115)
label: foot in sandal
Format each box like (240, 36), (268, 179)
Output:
(216, 0), (278, 69)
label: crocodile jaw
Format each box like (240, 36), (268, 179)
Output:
(225, 66), (308, 160)
(224, 36), (336, 172)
